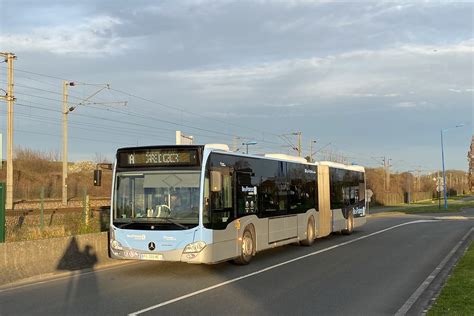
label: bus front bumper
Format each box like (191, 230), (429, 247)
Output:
(109, 241), (216, 264)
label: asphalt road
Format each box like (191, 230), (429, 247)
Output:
(1, 215), (473, 316)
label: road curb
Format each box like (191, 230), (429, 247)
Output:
(396, 226), (474, 316)
(367, 212), (474, 220)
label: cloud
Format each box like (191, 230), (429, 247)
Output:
(0, 15), (138, 56)
(0, 0), (471, 170)
(395, 101), (417, 108)
(151, 39), (472, 111)
(449, 88), (474, 93)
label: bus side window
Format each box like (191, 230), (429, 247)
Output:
(223, 173), (233, 208)
(358, 177), (366, 202)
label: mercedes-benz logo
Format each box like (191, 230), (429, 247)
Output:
(148, 242), (156, 251)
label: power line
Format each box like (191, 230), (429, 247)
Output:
(12, 90), (392, 164)
(0, 66), (290, 139)
(12, 90), (287, 149)
(12, 89), (247, 140)
(3, 105), (174, 142)
(1, 66), (409, 166)
(5, 127), (136, 146)
(108, 87), (275, 136)
(12, 100), (290, 154)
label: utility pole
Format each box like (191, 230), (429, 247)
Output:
(292, 132), (302, 157)
(416, 167), (421, 191)
(0, 52), (16, 210)
(381, 157), (392, 192)
(297, 132), (301, 157)
(382, 157), (387, 191)
(62, 81), (73, 206)
(62, 82), (111, 206)
(232, 136), (241, 152)
(309, 140), (317, 163)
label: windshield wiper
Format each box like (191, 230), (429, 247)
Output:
(115, 218), (189, 230)
(115, 222), (135, 229)
(157, 217), (188, 230)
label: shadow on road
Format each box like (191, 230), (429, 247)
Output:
(56, 237), (99, 313)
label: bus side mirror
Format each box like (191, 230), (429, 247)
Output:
(94, 169), (102, 186)
(210, 171), (222, 192)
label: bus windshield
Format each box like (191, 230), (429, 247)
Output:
(114, 171), (201, 224)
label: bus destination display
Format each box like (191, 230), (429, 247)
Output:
(118, 149), (199, 167)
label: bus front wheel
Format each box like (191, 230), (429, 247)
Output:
(233, 228), (254, 265)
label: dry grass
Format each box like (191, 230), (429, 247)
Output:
(6, 209), (109, 242)
(0, 147), (112, 201)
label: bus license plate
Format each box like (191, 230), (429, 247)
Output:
(141, 253), (164, 261)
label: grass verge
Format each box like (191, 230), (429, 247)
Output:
(428, 241), (474, 315)
(387, 197), (474, 214)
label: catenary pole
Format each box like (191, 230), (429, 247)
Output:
(0, 52), (16, 210)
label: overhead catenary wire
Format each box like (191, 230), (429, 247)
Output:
(12, 101), (228, 143)
(13, 104), (240, 146)
(2, 75), (290, 148)
(5, 105), (174, 143)
(0, 66), (405, 165)
(10, 86), (274, 144)
(10, 87), (287, 149)
(11, 97), (290, 154)
(0, 67), (282, 138)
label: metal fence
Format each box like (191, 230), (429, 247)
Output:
(6, 186), (110, 242)
(374, 191), (434, 206)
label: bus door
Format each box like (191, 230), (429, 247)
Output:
(317, 165), (332, 237)
(268, 162), (297, 243)
(208, 166), (239, 261)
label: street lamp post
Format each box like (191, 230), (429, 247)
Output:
(440, 124), (464, 209)
(242, 141), (257, 154)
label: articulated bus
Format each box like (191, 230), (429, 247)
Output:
(109, 144), (366, 264)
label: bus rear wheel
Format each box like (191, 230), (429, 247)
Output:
(342, 212), (354, 235)
(301, 216), (315, 246)
(233, 228), (254, 265)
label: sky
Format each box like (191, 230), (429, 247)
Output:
(0, 0), (472, 172)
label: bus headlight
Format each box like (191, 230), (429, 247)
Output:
(183, 241), (206, 253)
(111, 239), (123, 251)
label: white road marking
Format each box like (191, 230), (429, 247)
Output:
(129, 219), (438, 315)
(395, 226), (474, 316)
(433, 216), (473, 220)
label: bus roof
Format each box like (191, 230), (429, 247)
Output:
(317, 161), (365, 172)
(115, 144), (365, 172)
